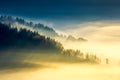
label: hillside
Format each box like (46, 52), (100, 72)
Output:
(0, 16), (58, 37)
(0, 15), (87, 42)
(0, 22), (63, 52)
(0, 22), (100, 70)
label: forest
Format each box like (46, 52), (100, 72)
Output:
(0, 22), (100, 70)
(0, 22), (63, 52)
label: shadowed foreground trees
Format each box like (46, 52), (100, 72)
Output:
(0, 22), (63, 52)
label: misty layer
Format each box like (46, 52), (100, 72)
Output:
(0, 22), (100, 71)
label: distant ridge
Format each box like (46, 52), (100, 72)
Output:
(0, 15), (87, 42)
(0, 15), (58, 37)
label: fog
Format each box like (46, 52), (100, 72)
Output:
(1, 43), (120, 80)
(1, 21), (120, 80)
(61, 41), (120, 64)
(62, 21), (120, 64)
(0, 63), (120, 80)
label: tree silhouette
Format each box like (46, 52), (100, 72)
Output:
(0, 22), (63, 52)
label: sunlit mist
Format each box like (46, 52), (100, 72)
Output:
(1, 16), (120, 80)
(59, 21), (120, 64)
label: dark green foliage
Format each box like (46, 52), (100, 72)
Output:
(0, 22), (63, 52)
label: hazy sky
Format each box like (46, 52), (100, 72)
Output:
(1, 0), (120, 28)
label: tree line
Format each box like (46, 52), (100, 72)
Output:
(0, 22), (100, 63)
(61, 49), (100, 63)
(0, 22), (63, 52)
